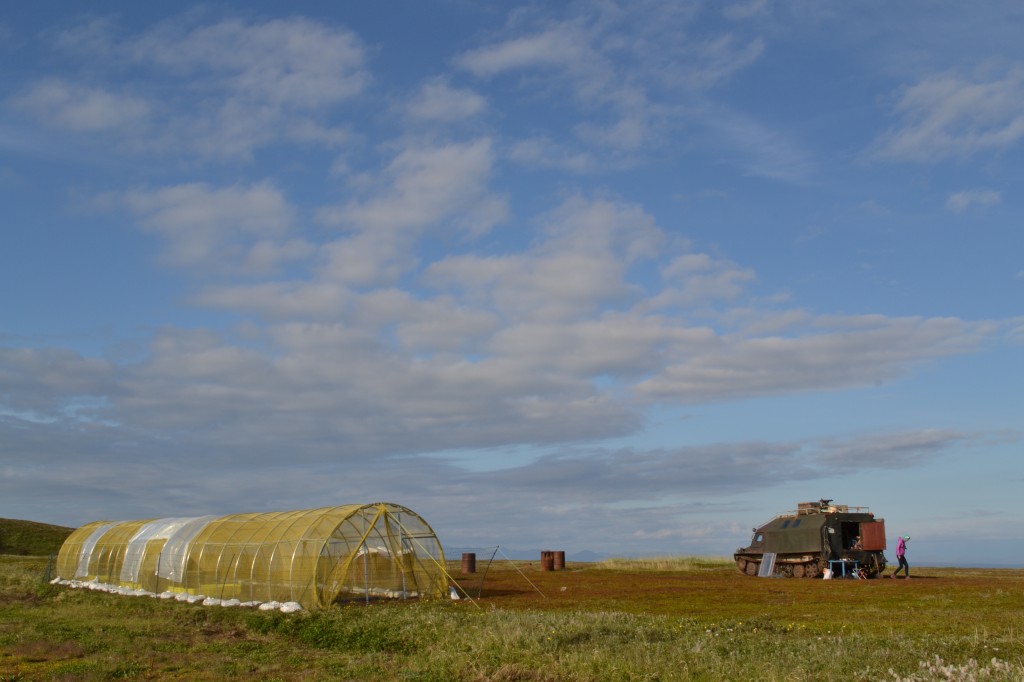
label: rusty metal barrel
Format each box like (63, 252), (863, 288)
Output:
(553, 550), (565, 570)
(540, 550), (555, 571)
(461, 552), (476, 573)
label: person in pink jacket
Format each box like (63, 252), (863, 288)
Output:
(891, 535), (911, 579)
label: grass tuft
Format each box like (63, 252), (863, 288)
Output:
(594, 555), (734, 571)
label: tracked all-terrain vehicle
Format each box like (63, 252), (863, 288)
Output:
(734, 499), (887, 578)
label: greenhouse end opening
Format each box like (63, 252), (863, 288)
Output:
(53, 502), (447, 611)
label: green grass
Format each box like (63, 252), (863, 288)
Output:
(3, 556), (1024, 681)
(0, 519), (74, 557)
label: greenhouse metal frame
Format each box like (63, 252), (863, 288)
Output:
(55, 502), (447, 610)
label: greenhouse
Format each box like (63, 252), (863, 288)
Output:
(54, 502), (447, 610)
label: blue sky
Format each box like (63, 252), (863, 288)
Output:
(2, 1), (1022, 567)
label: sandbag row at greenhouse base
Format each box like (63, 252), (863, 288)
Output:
(50, 577), (305, 612)
(54, 502), (447, 611)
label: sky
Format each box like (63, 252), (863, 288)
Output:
(1, 1), (1022, 567)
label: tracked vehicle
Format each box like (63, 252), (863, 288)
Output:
(734, 499), (887, 578)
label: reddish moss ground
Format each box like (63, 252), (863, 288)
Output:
(450, 561), (1024, 635)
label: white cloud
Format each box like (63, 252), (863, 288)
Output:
(407, 78), (487, 122)
(455, 5), (765, 163)
(0, 389), (989, 554)
(470, 428), (965, 503)
(132, 16), (368, 109)
(485, 315), (713, 379)
(53, 17), (117, 55)
(574, 105), (653, 152)
(318, 232), (416, 288)
(138, 17), (367, 159)
(702, 107), (814, 182)
(244, 239), (316, 274)
(20, 15), (369, 159)
(659, 253), (756, 305)
(52, 184), (1008, 470)
(456, 4), (761, 92)
(284, 118), (352, 148)
(0, 347), (118, 416)
(683, 34), (765, 89)
(457, 29), (588, 77)
(723, 0), (771, 21)
(636, 316), (990, 402)
(813, 429), (969, 469)
(873, 68), (1024, 162)
(425, 195), (663, 322)
(116, 322), (640, 458)
(119, 181), (295, 270)
(508, 137), (598, 173)
(11, 79), (150, 133)
(321, 138), (504, 234)
(316, 139), (507, 286)
(394, 298), (501, 353)
(946, 189), (1001, 213)
(198, 282), (353, 320)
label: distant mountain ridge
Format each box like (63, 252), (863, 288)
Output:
(0, 518), (75, 556)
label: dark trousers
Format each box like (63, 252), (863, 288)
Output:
(892, 555), (909, 577)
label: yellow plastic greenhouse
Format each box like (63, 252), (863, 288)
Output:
(54, 502), (447, 610)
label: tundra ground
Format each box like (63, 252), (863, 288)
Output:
(3, 555), (1023, 681)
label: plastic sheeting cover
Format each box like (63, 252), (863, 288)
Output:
(156, 515), (217, 582)
(119, 517), (205, 583)
(76, 523), (116, 578)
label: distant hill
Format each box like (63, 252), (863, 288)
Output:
(0, 518), (75, 556)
